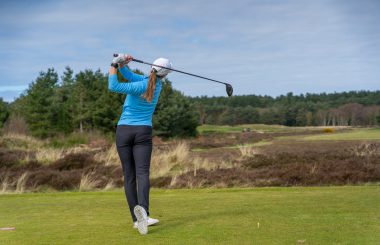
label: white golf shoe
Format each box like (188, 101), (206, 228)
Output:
(133, 205), (148, 235)
(133, 217), (159, 228)
(147, 217), (159, 226)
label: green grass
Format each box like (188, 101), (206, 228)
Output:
(1, 187), (379, 244)
(197, 124), (349, 134)
(302, 128), (380, 141)
(197, 124), (295, 134)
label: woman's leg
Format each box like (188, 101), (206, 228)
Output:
(133, 126), (153, 216)
(116, 126), (138, 222)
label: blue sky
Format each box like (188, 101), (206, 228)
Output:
(0, 0), (379, 102)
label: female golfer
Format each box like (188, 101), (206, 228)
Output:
(108, 54), (172, 235)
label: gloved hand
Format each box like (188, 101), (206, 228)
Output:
(111, 54), (133, 68)
(112, 53), (127, 64)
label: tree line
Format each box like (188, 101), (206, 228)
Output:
(0, 68), (379, 138)
(1, 67), (198, 138)
(190, 91), (380, 126)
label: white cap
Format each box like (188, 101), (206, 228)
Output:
(151, 58), (172, 77)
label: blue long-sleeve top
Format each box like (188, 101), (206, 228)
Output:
(108, 66), (162, 126)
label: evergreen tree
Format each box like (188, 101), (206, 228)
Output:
(93, 72), (125, 132)
(51, 66), (75, 134)
(153, 79), (199, 137)
(23, 68), (58, 137)
(72, 70), (105, 132)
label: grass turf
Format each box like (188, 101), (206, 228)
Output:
(302, 128), (380, 141)
(1, 186), (379, 244)
(197, 124), (297, 134)
(196, 124), (349, 134)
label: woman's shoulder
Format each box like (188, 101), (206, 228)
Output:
(142, 75), (149, 81)
(135, 75), (149, 83)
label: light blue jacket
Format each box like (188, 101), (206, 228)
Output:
(108, 66), (162, 126)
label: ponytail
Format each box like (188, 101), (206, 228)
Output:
(143, 69), (157, 103)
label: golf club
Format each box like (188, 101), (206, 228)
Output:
(111, 54), (233, 97)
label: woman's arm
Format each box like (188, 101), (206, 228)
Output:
(108, 67), (146, 95)
(115, 54), (144, 82)
(118, 66), (144, 82)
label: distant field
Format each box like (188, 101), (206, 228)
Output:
(197, 124), (349, 134)
(1, 187), (379, 244)
(197, 124), (293, 134)
(302, 128), (380, 141)
(198, 124), (380, 142)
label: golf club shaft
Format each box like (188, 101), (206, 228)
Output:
(132, 58), (228, 86)
(111, 54), (233, 96)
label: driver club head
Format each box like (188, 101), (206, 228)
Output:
(226, 83), (233, 97)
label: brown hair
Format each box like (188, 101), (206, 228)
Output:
(143, 70), (157, 103)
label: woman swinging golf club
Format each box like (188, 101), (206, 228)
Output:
(108, 54), (172, 235)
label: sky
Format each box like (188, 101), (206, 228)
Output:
(0, 0), (379, 102)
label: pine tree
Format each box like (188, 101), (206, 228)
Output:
(93, 71), (124, 132)
(51, 66), (75, 134)
(24, 68), (58, 137)
(72, 70), (103, 132)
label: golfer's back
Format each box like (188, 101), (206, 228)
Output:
(108, 66), (162, 126)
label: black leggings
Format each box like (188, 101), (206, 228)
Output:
(116, 125), (152, 222)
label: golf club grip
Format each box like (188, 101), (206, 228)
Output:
(132, 58), (144, 64)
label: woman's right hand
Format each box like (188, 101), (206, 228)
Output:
(113, 54), (133, 66)
(119, 54), (133, 68)
(124, 55), (133, 64)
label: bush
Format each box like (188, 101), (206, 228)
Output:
(47, 133), (89, 148)
(323, 128), (335, 133)
(153, 80), (199, 137)
(50, 152), (97, 171)
(3, 114), (28, 135)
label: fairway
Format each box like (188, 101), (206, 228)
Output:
(302, 128), (380, 141)
(197, 124), (321, 134)
(1, 187), (379, 244)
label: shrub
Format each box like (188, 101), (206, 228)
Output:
(0, 175), (11, 194)
(16, 172), (29, 193)
(151, 141), (190, 178)
(79, 171), (101, 191)
(238, 145), (258, 157)
(153, 80), (199, 137)
(3, 115), (28, 135)
(48, 133), (89, 148)
(94, 144), (119, 166)
(51, 152), (97, 171)
(323, 128), (335, 133)
(0, 149), (27, 168)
